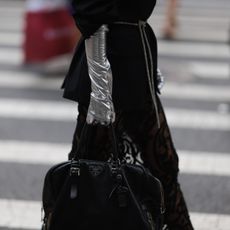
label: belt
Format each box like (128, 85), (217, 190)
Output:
(113, 21), (160, 128)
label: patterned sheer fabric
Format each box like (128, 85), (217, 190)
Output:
(69, 95), (194, 230)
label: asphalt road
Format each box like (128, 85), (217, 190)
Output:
(0, 0), (230, 229)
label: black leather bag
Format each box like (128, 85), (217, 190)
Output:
(42, 124), (165, 230)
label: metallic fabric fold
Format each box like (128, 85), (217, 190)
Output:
(85, 25), (115, 124)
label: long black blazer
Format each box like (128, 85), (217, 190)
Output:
(62, 0), (158, 109)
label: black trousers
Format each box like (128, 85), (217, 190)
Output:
(69, 96), (194, 230)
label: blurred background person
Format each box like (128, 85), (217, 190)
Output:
(23, 0), (80, 73)
(1, 0), (230, 229)
(162, 0), (178, 39)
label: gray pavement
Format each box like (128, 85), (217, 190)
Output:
(0, 0), (230, 229)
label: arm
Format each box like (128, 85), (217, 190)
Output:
(85, 25), (115, 125)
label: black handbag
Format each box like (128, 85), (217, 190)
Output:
(41, 124), (165, 230)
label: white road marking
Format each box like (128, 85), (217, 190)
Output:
(190, 62), (230, 79)
(162, 82), (230, 101)
(0, 32), (22, 46)
(0, 199), (41, 229)
(165, 108), (230, 130)
(0, 198), (230, 230)
(0, 48), (22, 66)
(158, 41), (230, 59)
(0, 98), (229, 130)
(0, 7), (24, 14)
(0, 140), (69, 164)
(0, 140), (230, 176)
(1, 41), (229, 68)
(151, 14), (230, 28)
(0, 70), (62, 90)
(179, 150), (230, 176)
(1, 2), (230, 230)
(1, 71), (230, 102)
(0, 46), (72, 68)
(4, 41), (230, 64)
(153, 25), (229, 43)
(0, 20), (22, 31)
(191, 212), (230, 230)
(0, 98), (77, 121)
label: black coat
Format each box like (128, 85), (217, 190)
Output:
(62, 0), (158, 109)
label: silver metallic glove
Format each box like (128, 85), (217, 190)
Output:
(157, 68), (165, 91)
(85, 25), (115, 125)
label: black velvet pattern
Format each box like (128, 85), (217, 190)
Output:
(69, 96), (194, 230)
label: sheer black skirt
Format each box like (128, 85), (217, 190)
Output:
(69, 95), (194, 230)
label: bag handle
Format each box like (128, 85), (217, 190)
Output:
(72, 123), (120, 163)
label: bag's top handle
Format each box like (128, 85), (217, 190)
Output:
(72, 123), (119, 162)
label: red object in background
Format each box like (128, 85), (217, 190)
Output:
(24, 8), (78, 63)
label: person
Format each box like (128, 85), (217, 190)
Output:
(62, 0), (194, 229)
(24, 0), (80, 65)
(162, 0), (178, 39)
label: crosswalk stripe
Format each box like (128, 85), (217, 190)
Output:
(179, 150), (230, 176)
(0, 1), (229, 229)
(0, 198), (230, 230)
(156, 7), (230, 16)
(0, 32), (22, 46)
(153, 26), (229, 43)
(0, 41), (229, 67)
(0, 48), (71, 68)
(0, 0), (24, 6)
(0, 98), (77, 121)
(0, 98), (229, 130)
(1, 70), (230, 102)
(162, 82), (230, 101)
(155, 3), (230, 16)
(191, 212), (230, 230)
(0, 48), (22, 66)
(0, 21), (22, 31)
(0, 140), (69, 164)
(190, 62), (230, 79)
(0, 199), (41, 229)
(165, 108), (230, 130)
(158, 41), (230, 59)
(0, 7), (24, 15)
(152, 14), (230, 26)
(0, 140), (230, 176)
(0, 70), (62, 90)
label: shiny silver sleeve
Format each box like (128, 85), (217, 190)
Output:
(85, 25), (115, 125)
